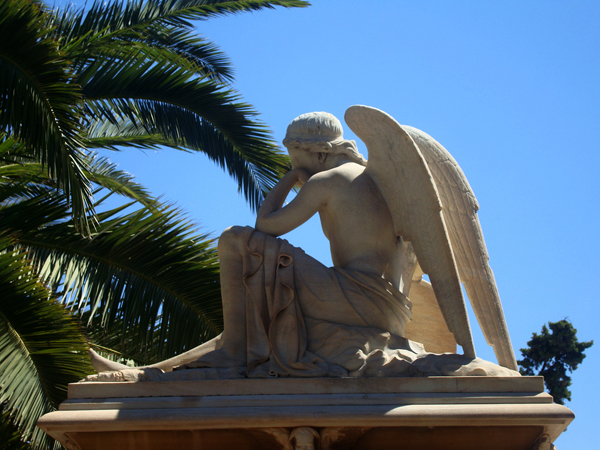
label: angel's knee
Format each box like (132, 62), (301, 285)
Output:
(218, 225), (247, 255)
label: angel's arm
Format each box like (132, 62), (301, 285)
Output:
(255, 169), (327, 237)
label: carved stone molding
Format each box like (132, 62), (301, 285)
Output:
(532, 432), (557, 450)
(289, 427), (320, 450)
(63, 433), (82, 450)
(320, 427), (370, 450)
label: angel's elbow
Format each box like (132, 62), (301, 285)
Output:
(255, 218), (282, 237)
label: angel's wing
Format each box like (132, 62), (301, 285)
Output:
(403, 126), (517, 370)
(345, 105), (476, 359)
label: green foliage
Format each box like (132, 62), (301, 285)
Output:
(1, 0), (302, 232)
(1, 405), (33, 450)
(0, 239), (93, 449)
(518, 320), (593, 404)
(0, 0), (92, 233)
(24, 198), (223, 362)
(0, 0), (308, 447)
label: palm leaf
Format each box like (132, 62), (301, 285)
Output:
(139, 26), (234, 82)
(9, 196), (223, 362)
(0, 0), (94, 233)
(86, 101), (289, 208)
(84, 134), (175, 151)
(60, 22), (234, 83)
(0, 186), (68, 236)
(83, 153), (155, 207)
(79, 51), (270, 148)
(0, 165), (53, 189)
(0, 237), (92, 449)
(0, 134), (30, 165)
(0, 155), (154, 208)
(50, 0), (308, 84)
(51, 0), (310, 39)
(80, 52), (289, 208)
(0, 406), (32, 450)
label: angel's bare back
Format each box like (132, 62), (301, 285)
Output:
(255, 154), (410, 290)
(315, 162), (405, 288)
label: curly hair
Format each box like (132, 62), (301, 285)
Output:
(283, 112), (367, 166)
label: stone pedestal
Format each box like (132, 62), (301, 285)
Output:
(37, 376), (573, 450)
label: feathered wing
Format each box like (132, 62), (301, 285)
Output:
(403, 126), (518, 370)
(345, 105), (476, 358)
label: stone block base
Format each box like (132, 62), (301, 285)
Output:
(37, 376), (573, 450)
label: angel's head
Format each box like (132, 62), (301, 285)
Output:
(283, 111), (366, 170)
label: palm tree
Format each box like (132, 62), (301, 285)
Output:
(0, 0), (308, 447)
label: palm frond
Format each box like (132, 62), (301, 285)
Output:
(0, 155), (153, 209)
(0, 0), (94, 233)
(0, 187), (68, 236)
(84, 134), (174, 150)
(80, 53), (289, 208)
(87, 100), (289, 208)
(49, 0), (308, 84)
(0, 164), (53, 188)
(79, 50), (270, 147)
(83, 114), (210, 151)
(84, 153), (155, 207)
(60, 22), (234, 83)
(140, 26), (234, 82)
(51, 0), (310, 39)
(64, 31), (229, 86)
(0, 134), (32, 165)
(0, 238), (92, 449)
(12, 198), (223, 361)
(0, 405), (32, 450)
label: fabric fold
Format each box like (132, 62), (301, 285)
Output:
(238, 226), (422, 378)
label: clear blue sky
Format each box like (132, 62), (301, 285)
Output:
(66, 1), (599, 448)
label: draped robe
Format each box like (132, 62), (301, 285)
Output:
(240, 227), (424, 378)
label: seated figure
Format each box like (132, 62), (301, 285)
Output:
(90, 107), (519, 379)
(180, 111), (422, 377)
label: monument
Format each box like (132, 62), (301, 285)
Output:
(37, 106), (573, 449)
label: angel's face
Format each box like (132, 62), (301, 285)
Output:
(288, 146), (322, 174)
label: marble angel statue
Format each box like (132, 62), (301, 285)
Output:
(90, 106), (518, 379)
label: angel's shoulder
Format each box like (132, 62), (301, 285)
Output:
(306, 165), (375, 212)
(313, 162), (364, 184)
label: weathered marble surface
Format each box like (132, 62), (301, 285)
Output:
(84, 353), (519, 383)
(89, 107), (518, 379)
(37, 376), (572, 450)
